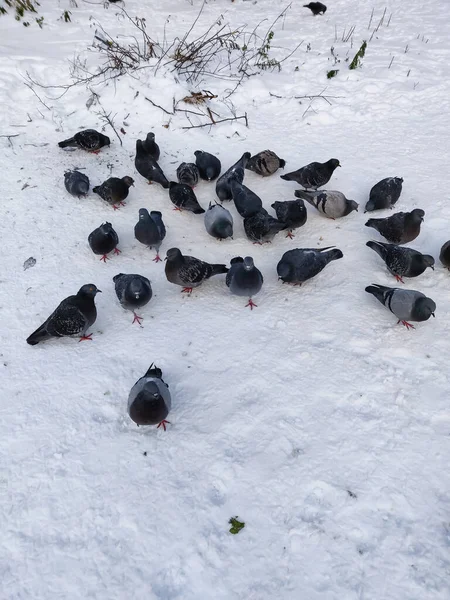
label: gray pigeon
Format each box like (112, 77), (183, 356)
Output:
(134, 140), (169, 188)
(194, 150), (221, 181)
(244, 208), (286, 243)
(226, 256), (263, 309)
(216, 152), (251, 201)
(142, 132), (160, 161)
(134, 208), (166, 262)
(365, 177), (403, 212)
(277, 247), (343, 285)
(304, 2), (327, 15)
(295, 189), (358, 219)
(113, 273), (152, 325)
(246, 150), (286, 177)
(26, 284), (101, 345)
(366, 241), (434, 282)
(128, 364), (171, 430)
(439, 241), (450, 269)
(365, 209), (424, 244)
(58, 129), (110, 153)
(271, 198), (307, 238)
(365, 284), (436, 329)
(88, 222), (120, 262)
(169, 182), (205, 214)
(64, 170), (90, 197)
(204, 202), (233, 240)
(165, 247), (228, 294)
(176, 162), (199, 187)
(93, 176), (134, 210)
(231, 181), (263, 218)
(280, 159), (340, 189)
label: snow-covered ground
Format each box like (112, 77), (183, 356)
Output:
(2, 0), (450, 598)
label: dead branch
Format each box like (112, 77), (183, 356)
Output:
(181, 113), (248, 130)
(94, 104), (123, 146)
(145, 96), (174, 115)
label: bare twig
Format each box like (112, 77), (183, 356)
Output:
(145, 96), (174, 115)
(95, 104), (123, 145)
(23, 80), (52, 110)
(0, 134), (21, 148)
(181, 113), (248, 129)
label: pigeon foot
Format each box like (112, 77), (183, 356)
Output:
(398, 320), (415, 330)
(132, 313), (143, 325)
(79, 334), (93, 342)
(157, 420), (171, 431)
(245, 299), (258, 310)
(181, 287), (193, 294)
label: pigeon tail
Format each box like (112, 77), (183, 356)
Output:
(58, 137), (76, 148)
(366, 240), (388, 260)
(211, 264), (229, 276)
(294, 190), (314, 201)
(279, 159), (286, 169)
(193, 207), (206, 214)
(27, 324), (52, 346)
(328, 249), (344, 262)
(365, 284), (390, 304)
(280, 173), (295, 181)
(92, 185), (100, 194)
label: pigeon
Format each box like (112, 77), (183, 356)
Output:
(231, 181), (263, 218)
(58, 129), (110, 153)
(26, 284), (101, 345)
(64, 170), (90, 197)
(226, 256), (263, 309)
(165, 247), (228, 294)
(134, 208), (166, 262)
(134, 140), (169, 188)
(216, 152), (251, 201)
(366, 241), (434, 282)
(194, 150), (221, 181)
(277, 247), (343, 285)
(365, 209), (424, 244)
(295, 189), (358, 219)
(128, 364), (171, 430)
(365, 284), (436, 329)
(204, 202), (233, 240)
(168, 182), (205, 214)
(113, 273), (152, 325)
(93, 176), (134, 210)
(142, 132), (160, 161)
(244, 208), (286, 243)
(246, 150), (286, 177)
(176, 162), (199, 187)
(88, 222), (120, 262)
(280, 158), (340, 190)
(303, 2), (327, 15)
(365, 177), (404, 212)
(271, 198), (307, 238)
(439, 241), (450, 269)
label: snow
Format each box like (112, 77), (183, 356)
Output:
(1, 0), (450, 598)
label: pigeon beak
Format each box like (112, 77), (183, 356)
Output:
(97, 289), (102, 293)
(431, 265), (435, 271)
(432, 312), (435, 317)
(164, 257), (168, 261)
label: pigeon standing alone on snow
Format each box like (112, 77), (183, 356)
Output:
(303, 2), (327, 15)
(244, 209), (286, 244)
(176, 162), (200, 187)
(134, 139), (169, 188)
(88, 222), (120, 262)
(277, 247), (343, 285)
(365, 284), (436, 329)
(226, 256), (263, 310)
(439, 241), (450, 269)
(113, 273), (152, 325)
(194, 150), (221, 181)
(271, 198), (307, 238)
(26, 284), (101, 345)
(365, 177), (404, 212)
(142, 132), (160, 161)
(295, 189), (358, 219)
(64, 170), (90, 197)
(128, 364), (171, 430)
(245, 150), (286, 177)
(365, 209), (424, 244)
(168, 182), (205, 214)
(165, 247), (228, 294)
(231, 181), (263, 218)
(366, 241), (434, 282)
(281, 158), (340, 190)
(204, 202), (233, 240)
(134, 209), (166, 262)
(93, 176), (134, 210)
(216, 152), (251, 201)
(58, 129), (110, 153)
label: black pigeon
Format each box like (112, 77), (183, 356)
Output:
(142, 132), (160, 161)
(26, 284), (101, 345)
(246, 150), (286, 177)
(64, 170), (90, 197)
(365, 209), (424, 244)
(134, 140), (169, 188)
(295, 189), (358, 219)
(277, 247), (343, 285)
(204, 202), (233, 240)
(134, 208), (166, 262)
(366, 241), (434, 282)
(365, 284), (436, 329)
(226, 256), (263, 310)
(165, 247), (228, 294)
(439, 241), (450, 269)
(244, 208), (286, 243)
(271, 198), (307, 238)
(176, 162), (199, 187)
(194, 150), (221, 181)
(58, 129), (110, 153)
(303, 2), (327, 15)
(365, 177), (404, 212)
(128, 364), (171, 430)
(113, 273), (152, 325)
(231, 181), (263, 218)
(169, 182), (205, 214)
(280, 158), (340, 190)
(216, 152), (251, 201)
(88, 222), (120, 262)
(93, 176), (134, 210)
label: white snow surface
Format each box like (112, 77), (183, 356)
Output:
(2, 0), (450, 598)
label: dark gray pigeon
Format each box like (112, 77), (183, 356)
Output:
(165, 247), (228, 294)
(366, 241), (434, 282)
(304, 2), (327, 15)
(194, 150), (221, 181)
(142, 132), (160, 161)
(204, 202), (233, 240)
(231, 181), (263, 218)
(26, 284), (101, 345)
(280, 158), (340, 190)
(246, 150), (286, 177)
(169, 182), (205, 214)
(244, 208), (286, 243)
(365, 209), (424, 244)
(176, 162), (199, 187)
(439, 241), (450, 269)
(365, 284), (436, 329)
(128, 364), (171, 430)
(64, 170), (90, 197)
(226, 256), (263, 309)
(216, 152), (251, 201)
(134, 208), (166, 262)
(365, 177), (403, 212)
(93, 176), (134, 210)
(277, 247), (343, 285)
(113, 273), (152, 325)
(88, 222), (120, 262)
(295, 189), (358, 219)
(134, 140), (169, 188)
(271, 198), (307, 238)
(58, 129), (110, 153)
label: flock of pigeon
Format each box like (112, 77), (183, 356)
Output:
(25, 127), (449, 430)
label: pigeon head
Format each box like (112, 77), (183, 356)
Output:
(145, 132), (155, 142)
(345, 200), (359, 215)
(410, 209), (425, 222)
(166, 248), (183, 262)
(169, 182), (178, 190)
(142, 381), (162, 400)
(242, 152), (251, 164)
(327, 158), (341, 170)
(139, 208), (150, 220)
(422, 255), (435, 270)
(123, 176), (135, 188)
(129, 278), (148, 300)
(277, 261), (292, 280)
(413, 297), (436, 322)
(101, 134), (111, 146)
(364, 199), (377, 213)
(194, 150), (202, 157)
(243, 257), (255, 271)
(99, 222), (113, 233)
(150, 210), (163, 220)
(79, 284), (101, 297)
